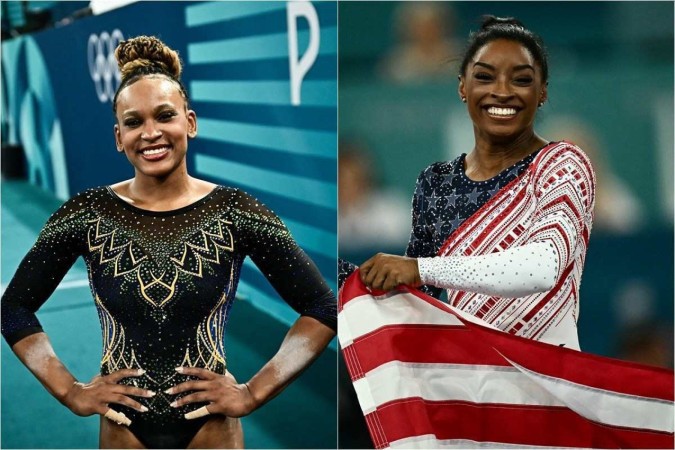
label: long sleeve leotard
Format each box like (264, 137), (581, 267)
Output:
(1, 185), (336, 447)
(406, 142), (595, 348)
(338, 150), (543, 293)
(405, 148), (544, 297)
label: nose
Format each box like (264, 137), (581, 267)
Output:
(490, 76), (514, 101)
(141, 123), (162, 141)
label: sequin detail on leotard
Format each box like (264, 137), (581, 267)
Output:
(2, 186), (336, 446)
(405, 150), (541, 297)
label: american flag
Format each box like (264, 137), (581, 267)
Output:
(338, 271), (674, 449)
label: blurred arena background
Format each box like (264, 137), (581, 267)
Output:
(1, 1), (337, 448)
(338, 2), (673, 448)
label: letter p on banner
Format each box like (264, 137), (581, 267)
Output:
(287, 1), (319, 106)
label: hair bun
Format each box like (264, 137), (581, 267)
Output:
(115, 36), (182, 81)
(480, 15), (525, 30)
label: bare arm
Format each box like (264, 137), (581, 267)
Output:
(246, 316), (335, 408)
(11, 332), (78, 404)
(171, 316), (336, 417)
(11, 332), (153, 425)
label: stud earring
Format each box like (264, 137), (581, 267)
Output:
(538, 102), (544, 107)
(461, 97), (467, 103)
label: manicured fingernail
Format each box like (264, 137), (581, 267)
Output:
(140, 406), (148, 412)
(170, 401), (178, 408)
(137, 369), (145, 375)
(175, 367), (184, 373)
(164, 388), (173, 394)
(147, 391), (156, 397)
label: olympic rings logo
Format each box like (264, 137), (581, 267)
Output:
(88, 30), (124, 103)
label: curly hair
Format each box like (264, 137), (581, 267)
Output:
(112, 36), (189, 113)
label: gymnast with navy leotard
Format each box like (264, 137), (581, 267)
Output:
(1, 36), (336, 448)
(347, 16), (595, 350)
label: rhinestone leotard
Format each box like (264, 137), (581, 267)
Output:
(2, 185), (336, 448)
(338, 150), (540, 294)
(405, 149), (541, 297)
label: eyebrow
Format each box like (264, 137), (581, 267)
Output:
(473, 62), (535, 72)
(122, 103), (177, 117)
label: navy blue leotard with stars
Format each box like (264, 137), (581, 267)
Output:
(338, 150), (541, 295)
(2, 185), (336, 448)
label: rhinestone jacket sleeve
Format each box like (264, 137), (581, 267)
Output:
(417, 148), (595, 297)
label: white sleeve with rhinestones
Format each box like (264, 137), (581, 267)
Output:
(417, 241), (558, 297)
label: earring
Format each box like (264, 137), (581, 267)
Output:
(538, 102), (544, 107)
(461, 97), (467, 103)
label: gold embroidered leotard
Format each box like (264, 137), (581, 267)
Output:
(2, 185), (336, 448)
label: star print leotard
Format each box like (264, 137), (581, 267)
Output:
(340, 142), (595, 348)
(1, 185), (337, 448)
(408, 142), (595, 347)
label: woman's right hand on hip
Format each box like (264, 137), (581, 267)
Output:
(62, 368), (155, 419)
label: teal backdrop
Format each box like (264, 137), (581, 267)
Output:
(338, 1), (674, 360)
(1, 1), (337, 448)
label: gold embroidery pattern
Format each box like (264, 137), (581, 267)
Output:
(137, 268), (179, 308)
(87, 218), (147, 277)
(170, 219), (234, 278)
(95, 295), (140, 372)
(180, 265), (235, 373)
(86, 218), (234, 309)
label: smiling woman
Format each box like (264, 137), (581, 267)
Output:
(111, 37), (203, 208)
(1, 36), (337, 449)
(348, 16), (596, 350)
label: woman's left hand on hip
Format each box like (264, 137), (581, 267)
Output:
(167, 368), (256, 418)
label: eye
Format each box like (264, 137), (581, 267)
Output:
(158, 111), (177, 121)
(474, 72), (492, 81)
(123, 118), (140, 128)
(514, 76), (533, 85)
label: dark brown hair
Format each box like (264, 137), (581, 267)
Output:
(459, 15), (549, 83)
(112, 36), (189, 113)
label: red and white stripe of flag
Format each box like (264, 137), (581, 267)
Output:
(338, 271), (674, 449)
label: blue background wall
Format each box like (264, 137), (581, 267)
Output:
(1, 1), (337, 448)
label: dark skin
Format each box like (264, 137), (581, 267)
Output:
(360, 39), (549, 292)
(10, 74), (336, 448)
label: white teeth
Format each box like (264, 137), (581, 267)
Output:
(487, 107), (517, 116)
(142, 147), (169, 155)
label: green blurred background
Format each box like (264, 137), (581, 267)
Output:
(339, 2), (673, 225)
(338, 3), (673, 447)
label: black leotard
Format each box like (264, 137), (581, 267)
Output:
(2, 185), (336, 448)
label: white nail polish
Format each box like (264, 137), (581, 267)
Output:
(170, 401), (178, 408)
(140, 406), (148, 412)
(175, 367), (184, 373)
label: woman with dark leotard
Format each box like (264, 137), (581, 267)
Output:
(1, 36), (337, 448)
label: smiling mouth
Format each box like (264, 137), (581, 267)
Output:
(139, 145), (171, 160)
(140, 145), (171, 155)
(485, 106), (518, 119)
